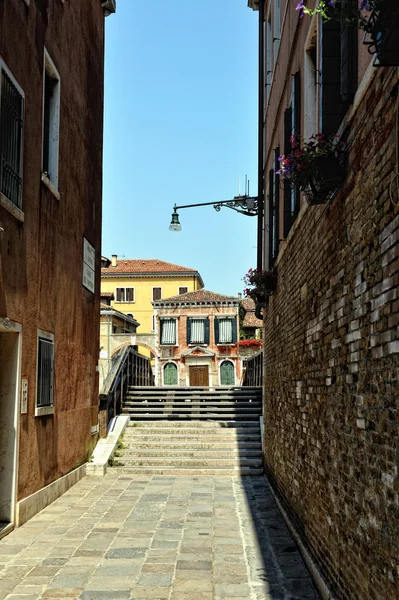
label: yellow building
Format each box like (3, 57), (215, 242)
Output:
(100, 256), (204, 359)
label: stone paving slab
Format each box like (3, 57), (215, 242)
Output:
(0, 475), (320, 599)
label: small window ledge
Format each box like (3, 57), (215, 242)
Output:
(41, 173), (60, 200)
(0, 193), (24, 222)
(35, 405), (55, 417)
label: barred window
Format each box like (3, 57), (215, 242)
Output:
(37, 336), (54, 408)
(0, 67), (24, 209)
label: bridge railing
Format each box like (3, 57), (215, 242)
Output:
(99, 346), (154, 436)
(242, 350), (263, 387)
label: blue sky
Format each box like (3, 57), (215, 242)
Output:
(102, 1), (258, 297)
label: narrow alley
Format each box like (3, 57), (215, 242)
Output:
(0, 474), (319, 600)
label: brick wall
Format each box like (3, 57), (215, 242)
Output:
(263, 67), (399, 600)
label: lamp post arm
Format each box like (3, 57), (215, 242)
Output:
(173, 195), (258, 217)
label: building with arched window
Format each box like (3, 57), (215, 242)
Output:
(153, 289), (241, 387)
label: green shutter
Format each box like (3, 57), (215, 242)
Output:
(231, 318), (237, 344)
(204, 318), (210, 345)
(164, 362), (178, 385)
(214, 319), (219, 344)
(186, 318), (191, 344)
(220, 361), (235, 385)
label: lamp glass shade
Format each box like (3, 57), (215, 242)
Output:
(169, 211), (181, 231)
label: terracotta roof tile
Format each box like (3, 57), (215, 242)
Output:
(100, 291), (114, 298)
(155, 289), (239, 304)
(101, 258), (201, 275)
(241, 297), (256, 311)
(243, 312), (263, 327)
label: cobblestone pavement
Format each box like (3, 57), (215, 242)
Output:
(0, 475), (320, 600)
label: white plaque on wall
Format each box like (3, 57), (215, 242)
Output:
(82, 237), (95, 293)
(21, 378), (28, 414)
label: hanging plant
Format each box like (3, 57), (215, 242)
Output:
(296, 1), (399, 67)
(243, 268), (277, 304)
(277, 133), (345, 205)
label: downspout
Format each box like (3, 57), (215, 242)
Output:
(257, 0), (265, 270)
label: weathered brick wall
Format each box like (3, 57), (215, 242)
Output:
(263, 67), (399, 600)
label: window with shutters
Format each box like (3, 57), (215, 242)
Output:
(304, 23), (318, 140)
(152, 287), (162, 301)
(42, 50), (60, 189)
(163, 362), (178, 385)
(187, 317), (210, 345)
(0, 63), (24, 210)
(115, 287), (135, 302)
(268, 149), (280, 267)
(215, 317), (237, 345)
(36, 331), (54, 415)
(273, 0), (281, 63)
(160, 318), (177, 345)
(265, 12), (273, 103)
(284, 73), (301, 238)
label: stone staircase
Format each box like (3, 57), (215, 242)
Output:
(110, 386), (263, 476)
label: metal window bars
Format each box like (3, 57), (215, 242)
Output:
(37, 338), (54, 407)
(0, 69), (24, 209)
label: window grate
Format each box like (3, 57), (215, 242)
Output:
(37, 337), (54, 407)
(0, 69), (24, 208)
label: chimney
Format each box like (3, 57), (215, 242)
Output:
(238, 293), (242, 300)
(111, 254), (117, 267)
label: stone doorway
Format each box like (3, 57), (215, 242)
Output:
(0, 329), (20, 535)
(189, 365), (209, 386)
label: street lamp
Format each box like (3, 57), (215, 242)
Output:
(169, 194), (258, 231)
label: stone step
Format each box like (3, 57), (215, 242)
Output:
(123, 399), (262, 411)
(109, 466), (264, 476)
(119, 449), (262, 458)
(114, 457), (263, 467)
(127, 386), (261, 392)
(120, 441), (262, 449)
(124, 435), (261, 444)
(125, 413), (261, 421)
(123, 406), (262, 413)
(127, 420), (260, 429)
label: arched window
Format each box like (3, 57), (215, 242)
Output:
(163, 362), (178, 385)
(220, 361), (235, 385)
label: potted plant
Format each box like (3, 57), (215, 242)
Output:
(277, 133), (345, 205)
(243, 268), (277, 304)
(296, 1), (399, 66)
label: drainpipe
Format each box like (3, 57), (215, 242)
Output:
(257, 0), (265, 270)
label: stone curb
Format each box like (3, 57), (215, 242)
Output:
(86, 415), (130, 476)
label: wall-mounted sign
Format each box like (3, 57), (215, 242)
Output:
(21, 378), (28, 414)
(83, 237), (95, 293)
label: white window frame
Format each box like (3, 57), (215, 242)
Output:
(160, 318), (178, 346)
(115, 287), (135, 303)
(178, 286), (188, 295)
(42, 48), (61, 193)
(0, 58), (25, 217)
(35, 329), (55, 416)
(188, 317), (206, 345)
(152, 286), (162, 302)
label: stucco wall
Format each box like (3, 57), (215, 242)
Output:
(0, 0), (104, 500)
